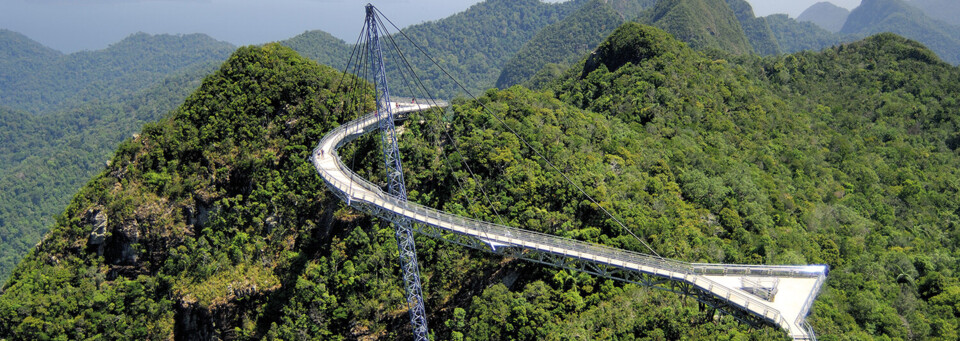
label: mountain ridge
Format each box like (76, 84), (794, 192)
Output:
(797, 1), (851, 33)
(842, 0), (960, 64)
(0, 31), (235, 115)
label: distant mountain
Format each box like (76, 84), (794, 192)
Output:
(0, 63), (219, 282)
(498, 0), (783, 89)
(797, 2), (851, 32)
(639, 0), (754, 55)
(766, 14), (848, 54)
(0, 32), (234, 114)
(283, 0), (587, 99)
(495, 0), (647, 89)
(280, 30), (351, 70)
(0, 30), (62, 88)
(726, 0), (780, 55)
(842, 0), (960, 64)
(907, 0), (960, 26)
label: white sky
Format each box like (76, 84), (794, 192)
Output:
(0, 0), (862, 53)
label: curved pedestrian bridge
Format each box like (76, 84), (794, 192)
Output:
(311, 102), (828, 340)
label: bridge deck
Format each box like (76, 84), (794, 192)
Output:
(312, 102), (827, 340)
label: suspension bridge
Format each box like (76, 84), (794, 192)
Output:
(311, 4), (828, 340)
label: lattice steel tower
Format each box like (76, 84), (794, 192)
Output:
(364, 4), (429, 340)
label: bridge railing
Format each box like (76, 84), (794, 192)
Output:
(313, 106), (818, 338)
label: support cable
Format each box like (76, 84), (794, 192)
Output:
(375, 8), (660, 257)
(373, 16), (507, 226)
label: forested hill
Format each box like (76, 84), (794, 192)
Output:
(797, 1), (851, 33)
(495, 0), (647, 89)
(0, 63), (220, 283)
(0, 30), (61, 85)
(552, 22), (960, 338)
(0, 31), (234, 114)
(908, 0), (960, 26)
(0, 31), (234, 283)
(725, 0), (780, 55)
(279, 30), (352, 70)
(497, 0), (784, 89)
(640, 0), (753, 55)
(765, 13), (849, 54)
(282, 0), (585, 98)
(842, 0), (960, 64)
(4, 19), (960, 339)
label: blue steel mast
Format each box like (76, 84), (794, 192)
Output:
(364, 4), (429, 340)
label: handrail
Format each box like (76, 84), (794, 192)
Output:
(312, 103), (823, 339)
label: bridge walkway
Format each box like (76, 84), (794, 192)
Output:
(311, 102), (827, 340)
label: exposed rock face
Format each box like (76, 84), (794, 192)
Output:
(85, 208), (108, 255)
(174, 299), (215, 341)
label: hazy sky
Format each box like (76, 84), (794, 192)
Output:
(1, 0), (863, 53)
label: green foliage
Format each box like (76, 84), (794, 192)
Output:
(0, 44), (373, 339)
(284, 0), (585, 99)
(796, 1), (850, 33)
(725, 0), (781, 55)
(0, 32), (234, 114)
(549, 22), (960, 338)
(496, 0), (652, 89)
(280, 30), (352, 70)
(765, 14), (851, 54)
(639, 0), (754, 55)
(5, 9), (960, 340)
(0, 64), (220, 283)
(842, 0), (960, 64)
(0, 32), (234, 283)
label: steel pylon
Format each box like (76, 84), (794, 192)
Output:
(364, 4), (429, 340)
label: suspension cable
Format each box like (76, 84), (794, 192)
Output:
(372, 15), (508, 226)
(374, 8), (660, 257)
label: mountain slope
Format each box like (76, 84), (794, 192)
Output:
(282, 0), (586, 99)
(0, 30), (62, 91)
(0, 44), (375, 339)
(280, 30), (352, 70)
(766, 14), (848, 53)
(556, 21), (960, 338)
(498, 0), (778, 89)
(908, 0), (960, 26)
(495, 0), (637, 89)
(639, 0), (753, 55)
(0, 62), (221, 283)
(798, 1), (851, 32)
(726, 0), (780, 55)
(0, 32), (234, 114)
(842, 0), (960, 64)
(0, 40), (794, 340)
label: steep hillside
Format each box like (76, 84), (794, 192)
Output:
(797, 1), (851, 32)
(280, 30), (352, 70)
(639, 0), (753, 55)
(558, 22), (960, 338)
(766, 14), (848, 53)
(280, 0), (585, 99)
(0, 41), (792, 340)
(0, 63), (220, 283)
(498, 0), (780, 89)
(0, 30), (62, 90)
(908, 0), (960, 26)
(842, 0), (960, 64)
(725, 0), (780, 55)
(495, 0), (638, 89)
(0, 44), (375, 339)
(0, 32), (234, 114)
(5, 17), (960, 340)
